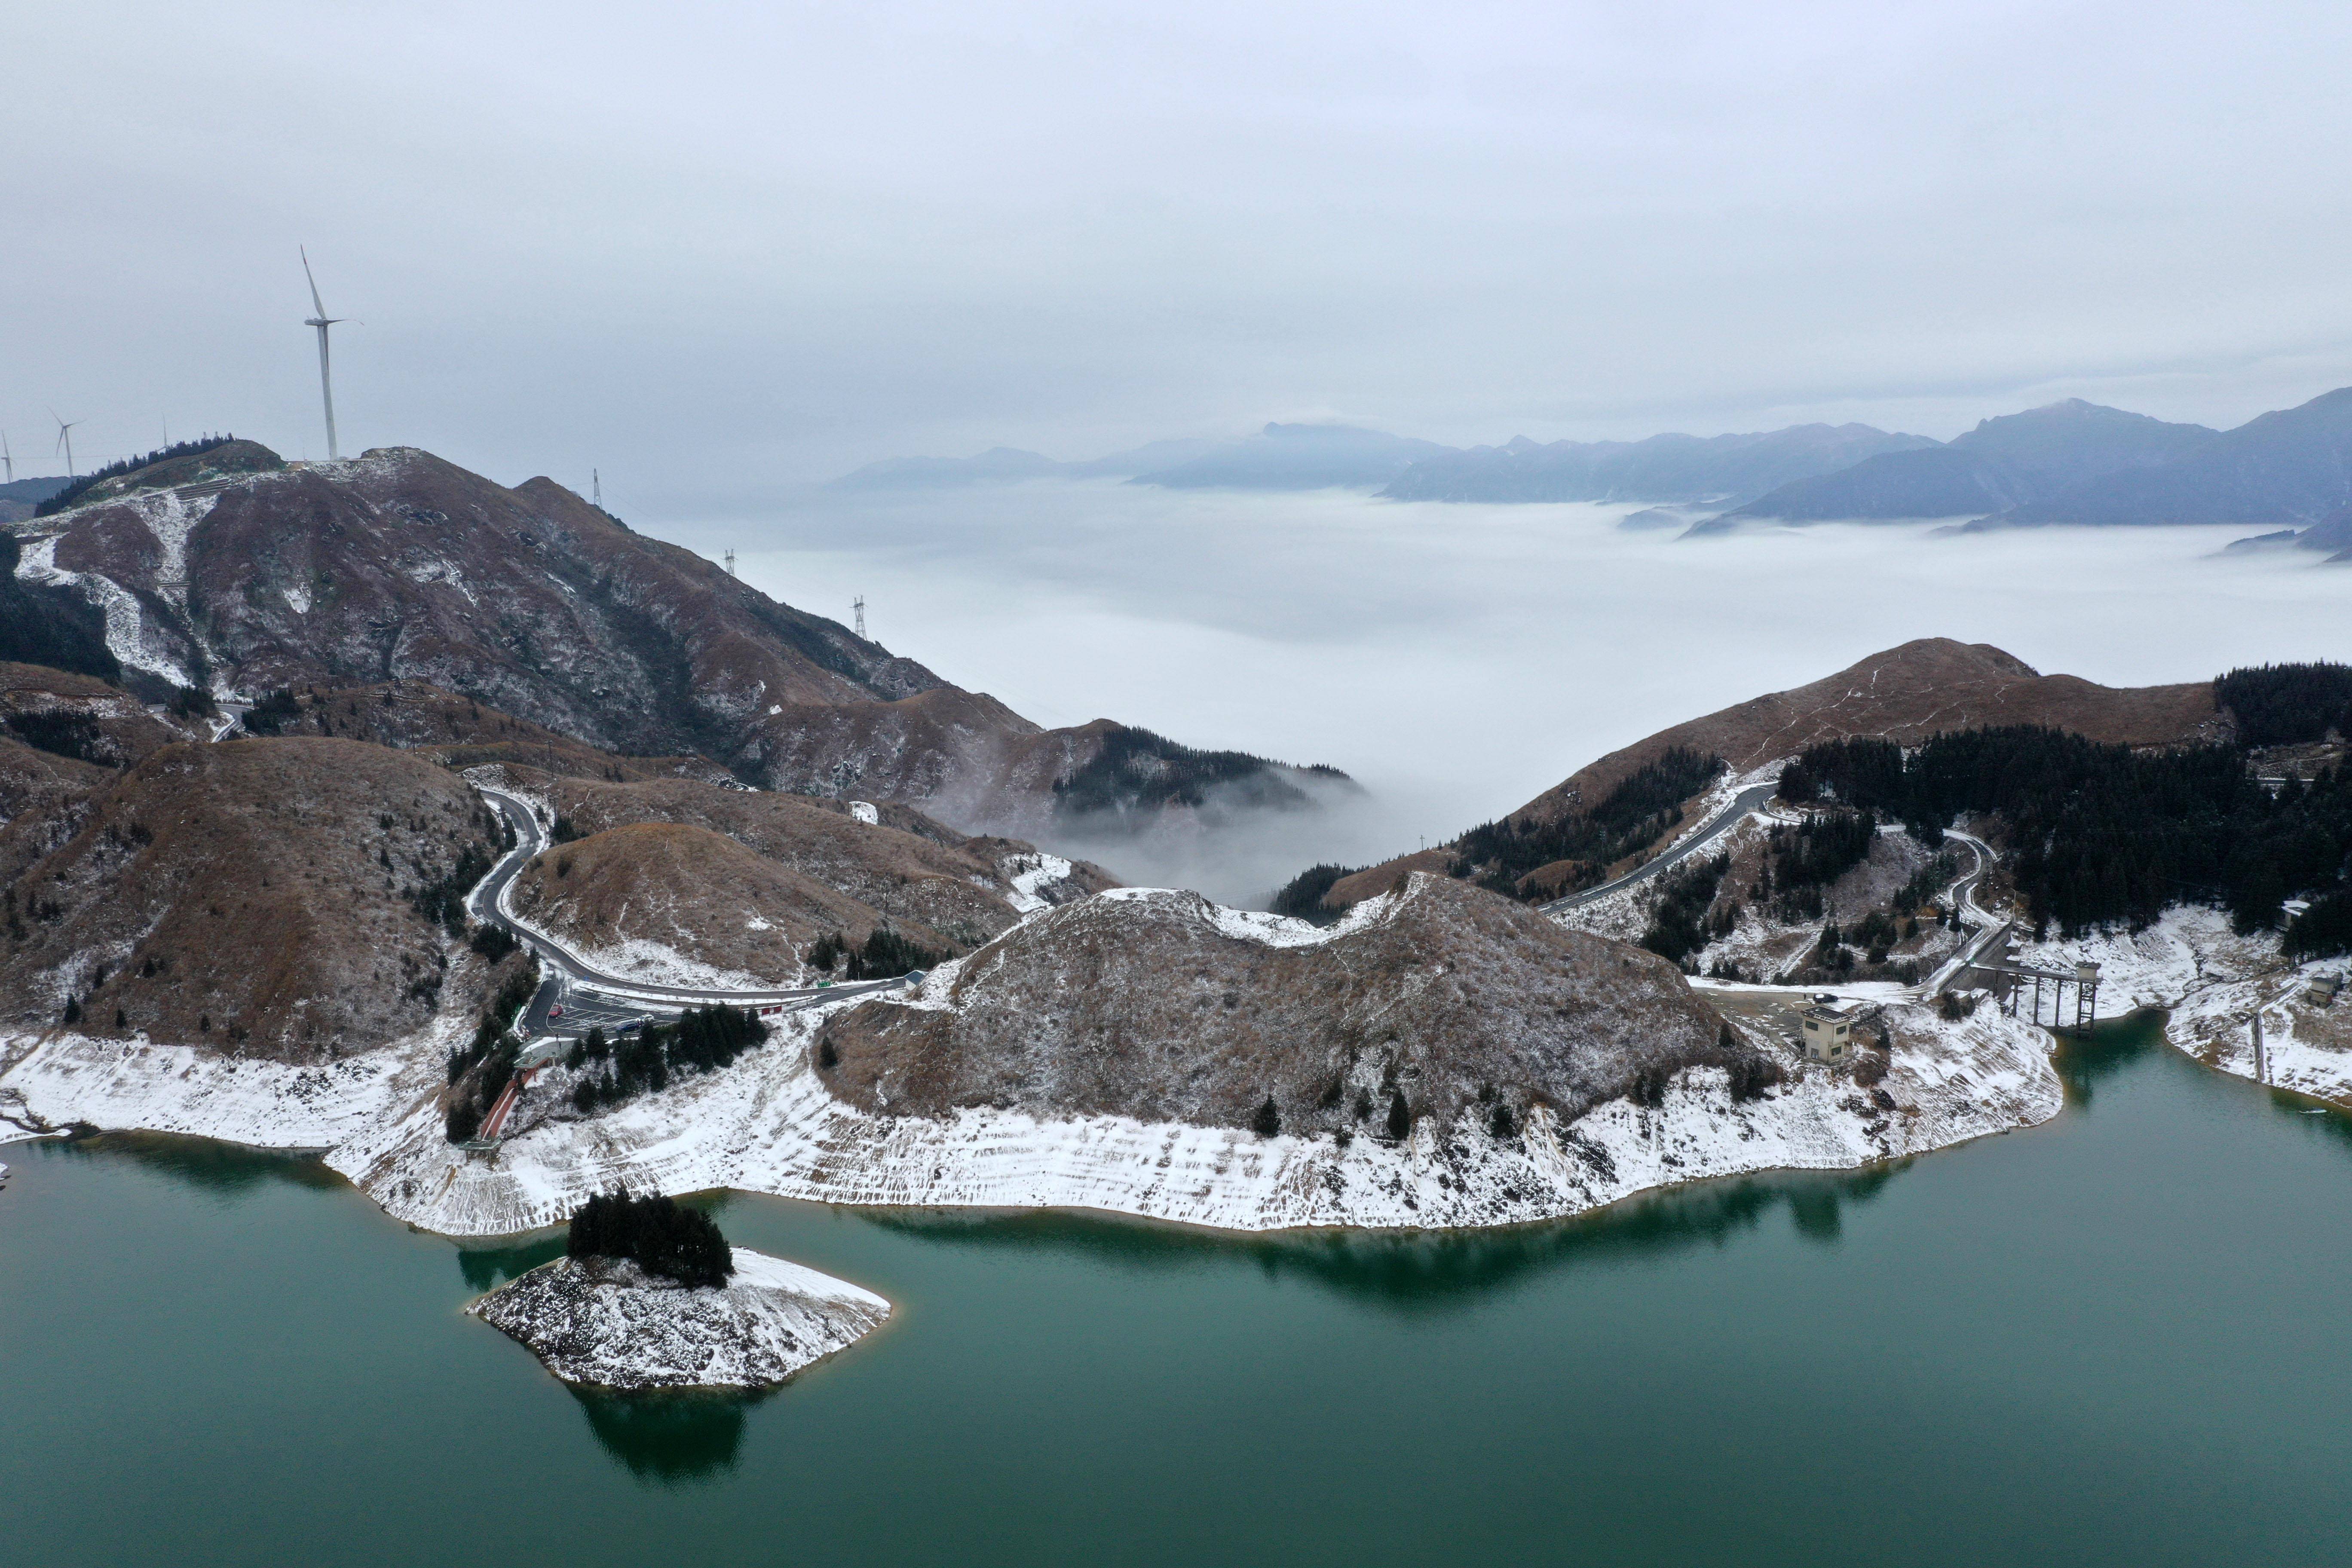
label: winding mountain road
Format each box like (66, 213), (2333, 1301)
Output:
(1540, 783), (1782, 915)
(466, 785), (903, 1036)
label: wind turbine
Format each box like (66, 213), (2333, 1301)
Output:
(300, 247), (349, 459)
(50, 410), (80, 478)
(2, 431), (12, 483)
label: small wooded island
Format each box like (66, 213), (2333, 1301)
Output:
(469, 1190), (891, 1390)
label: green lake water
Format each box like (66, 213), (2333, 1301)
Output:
(4, 1014), (2350, 1567)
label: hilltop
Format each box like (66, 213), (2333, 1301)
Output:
(1508, 639), (2221, 830)
(815, 874), (1731, 1135)
(7, 441), (1338, 840)
(491, 766), (1111, 984)
(1319, 639), (2224, 910)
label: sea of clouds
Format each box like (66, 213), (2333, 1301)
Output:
(661, 483), (2349, 906)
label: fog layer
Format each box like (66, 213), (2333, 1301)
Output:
(656, 484), (2350, 903)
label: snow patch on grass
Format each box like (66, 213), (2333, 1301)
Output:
(1001, 850), (1075, 914)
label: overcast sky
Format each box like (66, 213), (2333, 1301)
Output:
(9, 2), (2352, 508)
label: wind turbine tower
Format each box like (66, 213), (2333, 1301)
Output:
(300, 248), (348, 459)
(51, 412), (81, 478)
(2, 431), (12, 483)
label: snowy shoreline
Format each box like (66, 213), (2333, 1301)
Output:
(2011, 906), (2352, 1108)
(469, 1247), (891, 1390)
(1, 980), (2063, 1240)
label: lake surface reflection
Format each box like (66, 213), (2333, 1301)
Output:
(5, 1012), (2349, 1566)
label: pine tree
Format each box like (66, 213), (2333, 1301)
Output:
(1385, 1088), (1411, 1141)
(1251, 1096), (1280, 1137)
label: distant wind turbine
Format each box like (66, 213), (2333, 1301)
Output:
(2, 431), (12, 483)
(50, 410), (81, 478)
(300, 247), (351, 459)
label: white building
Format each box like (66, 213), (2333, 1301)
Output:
(1799, 1002), (1861, 1063)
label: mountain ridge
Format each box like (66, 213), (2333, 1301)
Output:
(1380, 423), (1936, 505)
(1319, 638), (2226, 911)
(1703, 400), (2221, 528)
(7, 442), (1337, 841)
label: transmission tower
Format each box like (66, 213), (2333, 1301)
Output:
(854, 596), (867, 638)
(723, 550), (737, 576)
(591, 468), (602, 508)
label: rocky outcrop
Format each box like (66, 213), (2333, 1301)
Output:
(468, 1248), (891, 1390)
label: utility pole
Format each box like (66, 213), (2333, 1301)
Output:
(853, 596), (867, 638)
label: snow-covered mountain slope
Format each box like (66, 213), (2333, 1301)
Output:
(4, 879), (2062, 1240)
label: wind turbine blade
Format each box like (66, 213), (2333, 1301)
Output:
(301, 246), (328, 318)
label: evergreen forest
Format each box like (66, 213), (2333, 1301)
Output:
(567, 1188), (734, 1289)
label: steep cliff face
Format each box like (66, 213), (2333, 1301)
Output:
(815, 873), (1733, 1134)
(10, 445), (1333, 837)
(0, 737), (502, 1059)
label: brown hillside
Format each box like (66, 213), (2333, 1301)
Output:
(1516, 638), (2222, 827)
(0, 738), (110, 891)
(505, 822), (943, 985)
(2, 661), (201, 767)
(241, 678), (728, 784)
(0, 738), (505, 1060)
(15, 445), (1325, 838)
(816, 874), (1730, 1133)
(508, 768), (1114, 948)
(1327, 639), (2224, 910)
